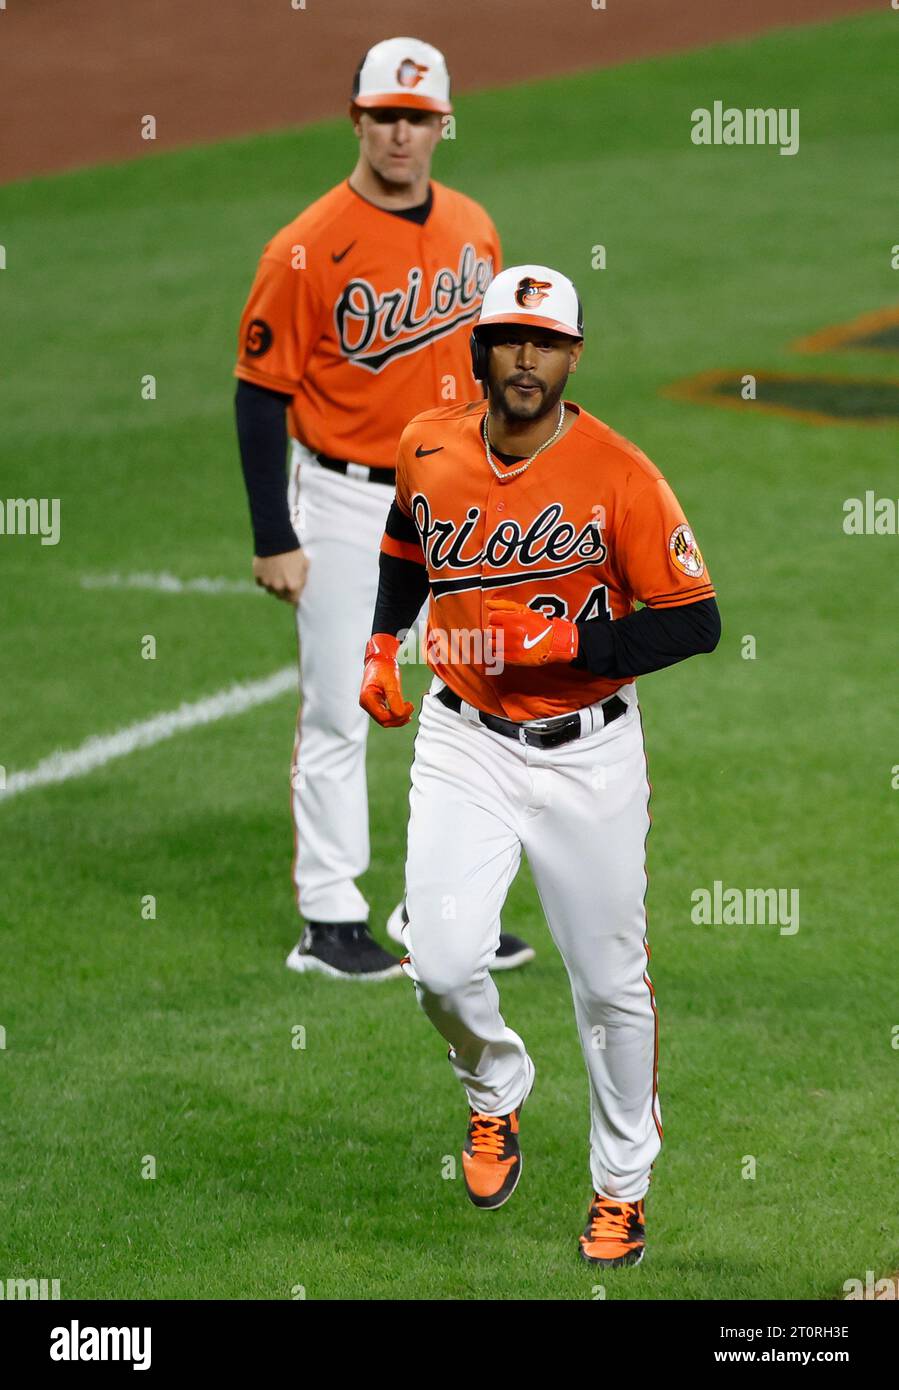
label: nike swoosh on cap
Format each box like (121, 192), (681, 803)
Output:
(415, 445), (444, 457)
(522, 626), (553, 649)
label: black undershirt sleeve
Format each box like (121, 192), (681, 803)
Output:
(371, 500), (431, 637)
(236, 189), (441, 558)
(571, 597), (721, 678)
(234, 378), (299, 557)
(371, 554), (431, 639)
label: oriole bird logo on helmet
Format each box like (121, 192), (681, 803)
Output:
(515, 277), (553, 310)
(396, 58), (429, 88)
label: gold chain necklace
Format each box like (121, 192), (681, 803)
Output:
(482, 402), (566, 482)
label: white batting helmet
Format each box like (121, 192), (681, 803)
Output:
(470, 265), (584, 379)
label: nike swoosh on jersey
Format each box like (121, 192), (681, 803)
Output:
(522, 626), (553, 649)
(331, 241), (356, 263)
(415, 445), (444, 457)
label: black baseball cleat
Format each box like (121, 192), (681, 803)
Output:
(491, 932), (536, 972)
(386, 901), (535, 972)
(285, 922), (404, 981)
(578, 1194), (646, 1267)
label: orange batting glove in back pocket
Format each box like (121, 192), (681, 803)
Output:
(359, 633), (415, 727)
(485, 599), (579, 667)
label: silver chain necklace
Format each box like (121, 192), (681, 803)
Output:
(482, 402), (566, 482)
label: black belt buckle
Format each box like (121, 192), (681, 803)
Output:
(520, 716), (580, 749)
(435, 684), (625, 749)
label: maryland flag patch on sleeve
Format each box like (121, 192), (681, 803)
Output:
(668, 523), (705, 578)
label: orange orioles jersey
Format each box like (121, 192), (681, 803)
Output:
(234, 179), (501, 467)
(385, 399), (715, 721)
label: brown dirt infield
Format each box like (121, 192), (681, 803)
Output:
(0, 0), (883, 183)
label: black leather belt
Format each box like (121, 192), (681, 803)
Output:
(434, 685), (627, 749)
(315, 452), (395, 483)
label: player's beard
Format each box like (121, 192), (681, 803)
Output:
(490, 372), (567, 425)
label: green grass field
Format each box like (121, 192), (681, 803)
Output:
(1, 13), (896, 1300)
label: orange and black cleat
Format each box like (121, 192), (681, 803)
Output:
(578, 1194), (646, 1267)
(461, 1061), (535, 1210)
(462, 1106), (525, 1209)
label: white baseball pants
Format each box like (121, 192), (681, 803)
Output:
(401, 677), (663, 1202)
(288, 440), (402, 924)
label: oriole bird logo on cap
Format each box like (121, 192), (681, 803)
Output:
(515, 277), (553, 309)
(397, 58), (429, 88)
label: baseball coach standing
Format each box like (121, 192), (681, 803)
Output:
(234, 38), (535, 979)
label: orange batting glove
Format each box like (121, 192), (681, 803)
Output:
(485, 599), (579, 666)
(359, 632), (414, 728)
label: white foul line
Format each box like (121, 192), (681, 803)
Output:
(80, 572), (261, 595)
(0, 668), (297, 803)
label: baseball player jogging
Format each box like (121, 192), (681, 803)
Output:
(360, 265), (721, 1265)
(234, 37), (534, 980)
